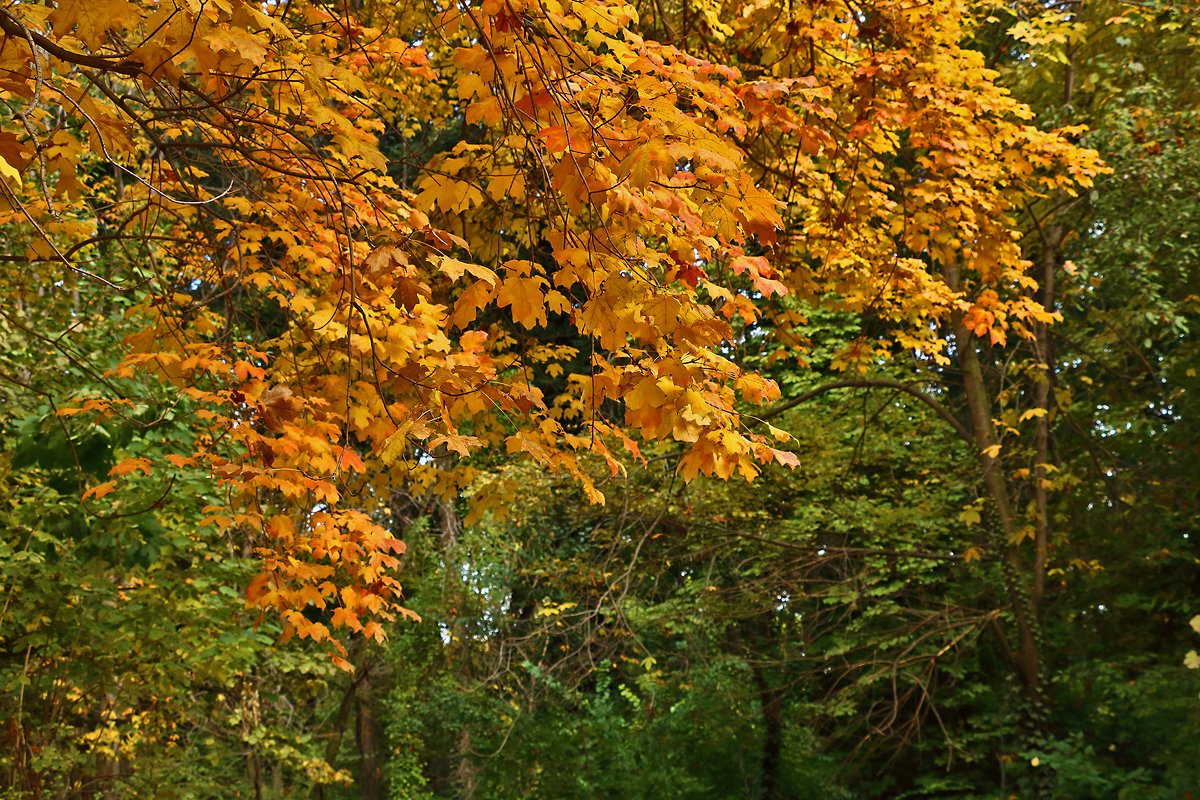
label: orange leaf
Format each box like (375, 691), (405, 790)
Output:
(110, 457), (153, 477)
(83, 481), (117, 501)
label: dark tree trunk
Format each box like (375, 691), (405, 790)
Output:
(355, 671), (383, 800)
(751, 661), (784, 800)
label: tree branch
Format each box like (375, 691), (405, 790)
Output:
(759, 379), (973, 446)
(0, 12), (143, 77)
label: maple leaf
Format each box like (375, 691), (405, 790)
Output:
(497, 276), (549, 329)
(618, 141), (674, 188)
(83, 481), (118, 501)
(259, 386), (301, 433)
(435, 256), (498, 286)
(111, 457), (154, 477)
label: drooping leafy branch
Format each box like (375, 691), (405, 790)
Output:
(0, 0), (1098, 654)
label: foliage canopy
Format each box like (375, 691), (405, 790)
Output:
(0, 0), (1099, 645)
(7, 0), (1196, 797)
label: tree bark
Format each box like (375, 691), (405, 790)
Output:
(751, 661), (784, 800)
(355, 670), (383, 800)
(944, 262), (1043, 699)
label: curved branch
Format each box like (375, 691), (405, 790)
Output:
(0, 11), (143, 77)
(724, 529), (968, 562)
(759, 379), (973, 446)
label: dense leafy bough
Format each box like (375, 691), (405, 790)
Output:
(0, 0), (1098, 653)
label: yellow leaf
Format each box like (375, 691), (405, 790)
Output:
(0, 154), (21, 187)
(766, 424), (791, 443)
(436, 256), (497, 286)
(497, 276), (548, 329)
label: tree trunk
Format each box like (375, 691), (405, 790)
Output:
(751, 661), (784, 800)
(944, 261), (1043, 700)
(312, 658), (368, 800)
(355, 670), (383, 800)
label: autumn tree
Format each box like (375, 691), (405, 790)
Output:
(0, 0), (1105, 794)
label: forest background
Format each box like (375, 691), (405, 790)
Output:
(0, 0), (1197, 796)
